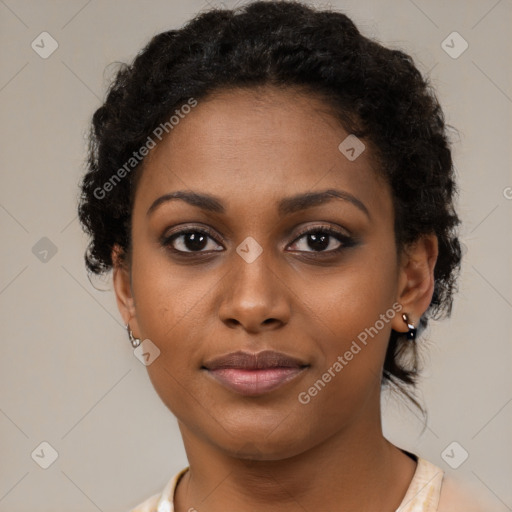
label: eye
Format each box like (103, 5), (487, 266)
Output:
(162, 228), (223, 253)
(288, 226), (354, 253)
(161, 225), (355, 256)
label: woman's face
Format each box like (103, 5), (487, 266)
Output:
(113, 86), (434, 460)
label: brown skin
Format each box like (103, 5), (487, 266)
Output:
(112, 86), (438, 512)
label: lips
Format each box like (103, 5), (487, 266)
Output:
(202, 350), (309, 396)
(203, 350), (308, 370)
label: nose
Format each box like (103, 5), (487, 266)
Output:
(218, 249), (291, 333)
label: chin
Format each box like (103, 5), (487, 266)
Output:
(208, 419), (313, 461)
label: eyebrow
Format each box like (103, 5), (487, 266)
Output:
(146, 188), (370, 219)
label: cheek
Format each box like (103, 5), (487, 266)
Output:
(298, 242), (398, 403)
(131, 242), (212, 341)
(129, 251), (221, 409)
(308, 240), (398, 344)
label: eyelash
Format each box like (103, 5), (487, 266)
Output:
(161, 224), (355, 257)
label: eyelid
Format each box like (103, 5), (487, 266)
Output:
(286, 224), (354, 253)
(290, 223), (351, 242)
(161, 224), (224, 248)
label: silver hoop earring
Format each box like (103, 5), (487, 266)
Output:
(402, 313), (417, 341)
(126, 324), (141, 348)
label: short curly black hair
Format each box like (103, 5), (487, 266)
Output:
(78, 0), (461, 410)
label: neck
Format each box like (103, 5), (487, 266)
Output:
(173, 402), (416, 512)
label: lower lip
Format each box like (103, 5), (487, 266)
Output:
(206, 367), (307, 396)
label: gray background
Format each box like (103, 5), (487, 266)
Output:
(0, 0), (511, 510)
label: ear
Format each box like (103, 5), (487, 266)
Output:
(391, 233), (439, 334)
(112, 244), (139, 333)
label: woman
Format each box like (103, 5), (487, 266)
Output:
(78, 1), (494, 510)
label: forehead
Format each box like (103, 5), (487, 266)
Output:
(134, 86), (391, 220)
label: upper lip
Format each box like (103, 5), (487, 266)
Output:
(202, 350), (309, 370)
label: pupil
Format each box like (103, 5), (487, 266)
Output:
(309, 233), (329, 251)
(181, 232), (331, 252)
(186, 232), (207, 251)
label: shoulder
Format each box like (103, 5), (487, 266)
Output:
(128, 492), (160, 512)
(438, 473), (501, 512)
(397, 453), (501, 512)
(127, 466), (190, 512)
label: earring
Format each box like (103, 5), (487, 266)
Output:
(126, 324), (141, 348)
(402, 313), (417, 341)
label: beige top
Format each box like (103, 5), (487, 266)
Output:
(129, 455), (495, 512)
